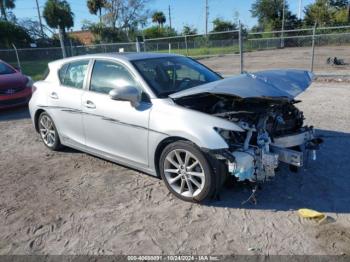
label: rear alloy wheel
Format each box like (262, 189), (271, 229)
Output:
(159, 141), (215, 202)
(38, 112), (62, 150)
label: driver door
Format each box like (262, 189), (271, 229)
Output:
(82, 59), (151, 167)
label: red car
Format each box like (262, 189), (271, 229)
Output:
(0, 60), (33, 110)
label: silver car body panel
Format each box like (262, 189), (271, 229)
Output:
(29, 53), (245, 177)
(29, 53), (318, 180)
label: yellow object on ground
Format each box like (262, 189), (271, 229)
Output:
(298, 208), (326, 219)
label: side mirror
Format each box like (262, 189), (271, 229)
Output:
(109, 86), (141, 107)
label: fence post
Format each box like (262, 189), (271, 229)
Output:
(11, 43), (21, 72)
(280, 0), (286, 48)
(136, 41), (141, 52)
(58, 28), (67, 58)
(185, 35), (189, 56)
(69, 38), (74, 56)
(143, 37), (147, 52)
(239, 21), (244, 74)
(168, 43), (171, 53)
(311, 23), (317, 73)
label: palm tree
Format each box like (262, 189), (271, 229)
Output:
(152, 11), (166, 28)
(43, 0), (74, 57)
(87, 0), (105, 23)
(0, 0), (16, 21)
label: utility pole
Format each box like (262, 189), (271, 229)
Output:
(347, 0), (350, 23)
(238, 21), (243, 74)
(205, 0), (209, 35)
(168, 5), (172, 30)
(281, 0), (286, 48)
(298, 0), (302, 19)
(35, 0), (44, 38)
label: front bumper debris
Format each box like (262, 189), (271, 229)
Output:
(270, 145), (303, 167)
(219, 127), (323, 182)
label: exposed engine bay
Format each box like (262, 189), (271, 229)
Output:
(174, 93), (323, 182)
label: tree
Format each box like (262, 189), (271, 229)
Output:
(19, 18), (51, 40)
(83, 0), (149, 42)
(152, 11), (166, 28)
(212, 18), (237, 32)
(87, 0), (105, 23)
(304, 0), (332, 26)
(118, 0), (149, 38)
(330, 0), (350, 22)
(182, 25), (197, 35)
(88, 0), (149, 34)
(143, 25), (176, 39)
(0, 20), (31, 48)
(329, 0), (349, 8)
(304, 0), (349, 26)
(82, 20), (130, 43)
(43, 0), (74, 57)
(0, 0), (15, 21)
(250, 0), (300, 31)
(102, 0), (121, 29)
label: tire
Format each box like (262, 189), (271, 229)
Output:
(38, 112), (62, 151)
(159, 141), (216, 202)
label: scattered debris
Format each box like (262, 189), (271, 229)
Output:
(241, 185), (258, 205)
(327, 57), (348, 66)
(298, 208), (327, 224)
(248, 247), (262, 252)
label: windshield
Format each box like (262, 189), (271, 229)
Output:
(0, 62), (16, 75)
(132, 56), (222, 98)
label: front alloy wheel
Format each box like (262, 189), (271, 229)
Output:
(38, 112), (62, 150)
(160, 141), (215, 202)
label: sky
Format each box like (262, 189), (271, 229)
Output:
(13, 0), (315, 34)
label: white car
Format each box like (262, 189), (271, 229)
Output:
(29, 53), (322, 202)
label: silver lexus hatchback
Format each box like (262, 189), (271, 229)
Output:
(29, 53), (321, 202)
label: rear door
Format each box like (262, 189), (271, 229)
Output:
(81, 59), (151, 167)
(47, 59), (90, 147)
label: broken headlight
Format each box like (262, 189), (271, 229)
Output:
(214, 127), (246, 148)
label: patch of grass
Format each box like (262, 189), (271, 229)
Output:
(154, 45), (241, 57)
(9, 60), (50, 81)
(20, 60), (50, 81)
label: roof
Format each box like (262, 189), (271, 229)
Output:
(50, 52), (182, 65)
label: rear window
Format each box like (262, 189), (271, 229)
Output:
(0, 62), (16, 75)
(58, 60), (89, 89)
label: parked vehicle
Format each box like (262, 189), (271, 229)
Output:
(29, 53), (322, 202)
(0, 60), (33, 110)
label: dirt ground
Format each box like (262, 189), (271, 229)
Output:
(0, 79), (350, 255)
(200, 46), (350, 77)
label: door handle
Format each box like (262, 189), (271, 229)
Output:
(84, 100), (96, 109)
(49, 92), (59, 99)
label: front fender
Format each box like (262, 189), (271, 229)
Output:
(150, 99), (243, 149)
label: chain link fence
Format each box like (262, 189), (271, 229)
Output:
(1, 25), (349, 79)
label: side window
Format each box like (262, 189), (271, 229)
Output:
(90, 60), (138, 94)
(59, 60), (89, 89)
(58, 64), (68, 83)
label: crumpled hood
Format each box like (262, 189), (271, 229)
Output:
(170, 69), (314, 100)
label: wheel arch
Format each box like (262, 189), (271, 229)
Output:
(154, 136), (191, 177)
(34, 109), (46, 133)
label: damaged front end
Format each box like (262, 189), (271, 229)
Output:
(171, 70), (323, 183)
